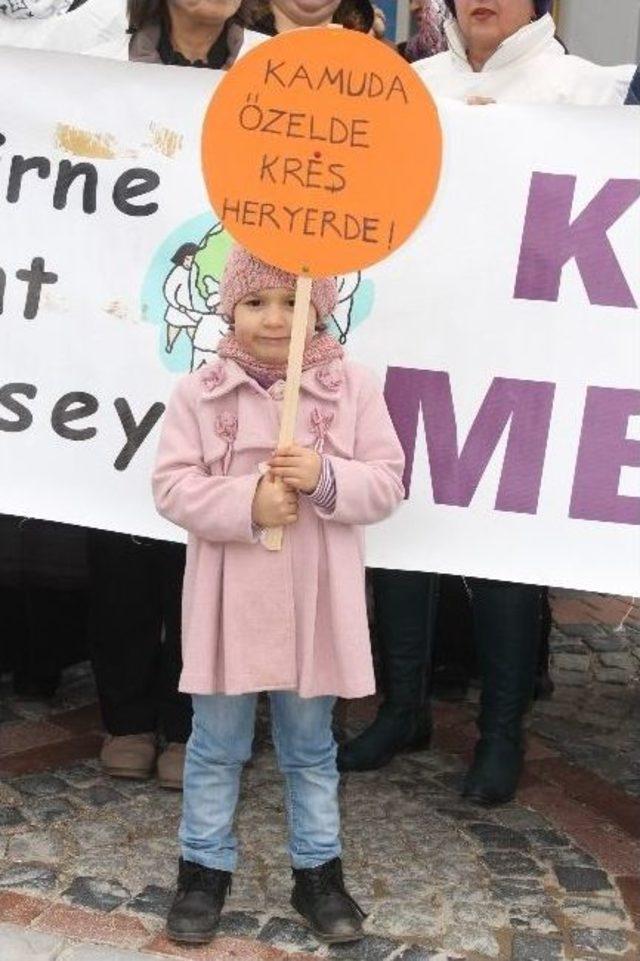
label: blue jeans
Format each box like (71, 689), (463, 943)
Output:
(181, 691), (341, 872)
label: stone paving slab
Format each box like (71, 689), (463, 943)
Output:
(59, 947), (168, 961)
(0, 923), (65, 961)
(548, 591), (640, 689)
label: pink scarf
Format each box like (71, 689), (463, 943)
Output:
(217, 332), (343, 388)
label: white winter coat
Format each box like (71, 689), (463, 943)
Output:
(414, 14), (634, 105)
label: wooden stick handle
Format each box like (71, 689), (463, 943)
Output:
(263, 274), (313, 552)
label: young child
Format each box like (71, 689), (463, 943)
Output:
(152, 246), (405, 945)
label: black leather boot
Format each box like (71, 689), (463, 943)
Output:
(338, 570), (438, 772)
(291, 857), (366, 943)
(462, 579), (542, 806)
(166, 859), (232, 944)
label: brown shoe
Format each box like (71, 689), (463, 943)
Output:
(157, 742), (186, 790)
(100, 733), (156, 780)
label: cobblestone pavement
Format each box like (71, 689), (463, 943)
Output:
(0, 612), (639, 960)
(548, 591), (640, 691)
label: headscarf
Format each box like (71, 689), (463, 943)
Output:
(404, 0), (448, 63)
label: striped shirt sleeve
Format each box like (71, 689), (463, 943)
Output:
(308, 456), (337, 515)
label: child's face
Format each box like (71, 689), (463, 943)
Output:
(233, 287), (318, 366)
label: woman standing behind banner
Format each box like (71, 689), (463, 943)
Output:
(92, 0), (265, 62)
(88, 0), (264, 793)
(339, 0), (635, 807)
(241, 0), (374, 37)
(415, 0), (632, 103)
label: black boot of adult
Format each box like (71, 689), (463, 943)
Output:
(462, 579), (542, 806)
(337, 569), (438, 773)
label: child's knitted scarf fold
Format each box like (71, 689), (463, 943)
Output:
(217, 332), (344, 388)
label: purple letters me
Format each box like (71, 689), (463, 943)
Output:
(570, 387), (640, 525)
(384, 371), (555, 514)
(384, 372), (640, 526)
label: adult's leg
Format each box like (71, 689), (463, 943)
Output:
(16, 584), (86, 697)
(87, 531), (160, 735)
(431, 574), (475, 702)
(0, 585), (22, 676)
(463, 578), (542, 806)
(180, 693), (257, 872)
(337, 569), (438, 772)
(12, 518), (88, 698)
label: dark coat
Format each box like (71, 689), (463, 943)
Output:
(626, 66), (640, 105)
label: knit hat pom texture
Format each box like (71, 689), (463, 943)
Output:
(219, 247), (339, 320)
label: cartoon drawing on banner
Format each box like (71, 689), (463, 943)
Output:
(0, 0), (76, 15)
(142, 214), (375, 374)
(190, 222), (230, 371)
(333, 274), (362, 345)
(163, 243), (205, 355)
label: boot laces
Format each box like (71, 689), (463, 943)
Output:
(297, 860), (366, 918)
(180, 862), (232, 896)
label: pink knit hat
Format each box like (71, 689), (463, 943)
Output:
(219, 247), (338, 320)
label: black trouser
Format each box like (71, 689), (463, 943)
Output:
(0, 515), (89, 692)
(373, 571), (541, 717)
(87, 530), (192, 743)
(1, 583), (88, 687)
(434, 577), (549, 691)
(370, 569), (438, 705)
(433, 574), (476, 689)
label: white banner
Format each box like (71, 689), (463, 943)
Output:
(1, 47), (639, 594)
(0, 0), (126, 54)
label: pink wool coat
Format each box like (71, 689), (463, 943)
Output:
(152, 357), (405, 699)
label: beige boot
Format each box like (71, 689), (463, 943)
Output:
(157, 742), (186, 790)
(100, 733), (157, 780)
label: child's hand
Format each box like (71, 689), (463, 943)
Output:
(252, 474), (299, 528)
(268, 445), (322, 494)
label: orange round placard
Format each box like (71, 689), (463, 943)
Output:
(202, 28), (442, 277)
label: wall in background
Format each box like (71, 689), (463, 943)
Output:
(556, 0), (640, 65)
(378, 0), (400, 40)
